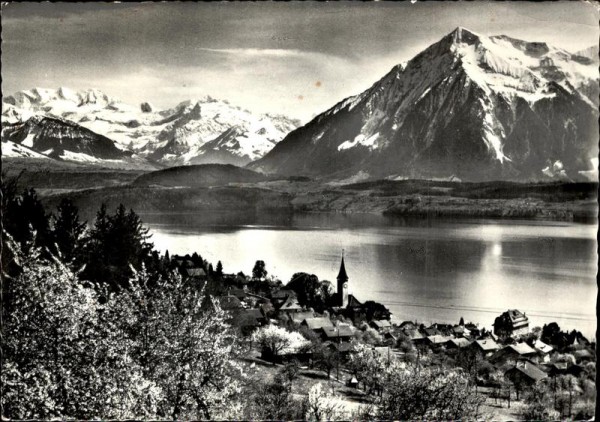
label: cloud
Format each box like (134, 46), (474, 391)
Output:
(197, 47), (329, 59)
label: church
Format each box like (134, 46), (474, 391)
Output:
(335, 253), (362, 309)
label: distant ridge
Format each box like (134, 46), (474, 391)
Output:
(133, 163), (268, 188)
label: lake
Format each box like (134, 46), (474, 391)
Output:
(141, 211), (598, 339)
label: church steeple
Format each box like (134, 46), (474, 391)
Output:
(336, 250), (349, 307)
(337, 252), (348, 282)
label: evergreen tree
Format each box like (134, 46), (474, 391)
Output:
(82, 204), (153, 289)
(216, 261), (223, 277)
(3, 188), (51, 250)
(191, 252), (203, 267)
(252, 260), (267, 279)
(51, 198), (87, 263)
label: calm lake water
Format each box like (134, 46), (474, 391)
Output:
(141, 212), (598, 339)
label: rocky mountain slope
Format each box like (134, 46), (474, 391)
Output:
(2, 87), (298, 167)
(250, 28), (599, 182)
(2, 115), (130, 162)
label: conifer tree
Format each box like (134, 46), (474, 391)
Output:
(51, 198), (87, 262)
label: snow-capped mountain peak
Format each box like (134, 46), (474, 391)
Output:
(2, 87), (299, 167)
(251, 27), (598, 182)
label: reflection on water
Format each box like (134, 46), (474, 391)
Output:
(141, 211), (598, 338)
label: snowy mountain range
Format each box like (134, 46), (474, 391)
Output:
(2, 87), (299, 167)
(250, 27), (599, 182)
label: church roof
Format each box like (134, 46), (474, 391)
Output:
(337, 256), (348, 281)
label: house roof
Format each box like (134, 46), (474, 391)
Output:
(347, 294), (362, 307)
(508, 342), (537, 355)
(506, 361), (547, 382)
(447, 338), (471, 348)
(533, 339), (554, 354)
(428, 335), (454, 344)
(423, 327), (441, 337)
(574, 349), (593, 359)
(474, 338), (500, 351)
(495, 309), (529, 329)
(452, 325), (465, 334)
(371, 320), (392, 329)
(399, 321), (416, 329)
(185, 268), (207, 277)
(323, 326), (355, 338)
(550, 362), (569, 371)
(290, 311), (316, 323)
(271, 289), (296, 300)
(280, 296), (302, 311)
(303, 317), (334, 330)
(407, 329), (426, 340)
(241, 308), (264, 319)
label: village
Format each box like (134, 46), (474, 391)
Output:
(170, 252), (597, 419)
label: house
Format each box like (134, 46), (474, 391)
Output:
(504, 361), (547, 388)
(422, 327), (441, 337)
(425, 335), (454, 348)
(399, 321), (417, 331)
(278, 295), (303, 314)
(493, 309), (529, 338)
(370, 319), (392, 333)
(445, 337), (472, 349)
(544, 361), (585, 377)
(226, 287), (248, 300)
(184, 267), (207, 279)
(573, 349), (594, 364)
(491, 343), (537, 366)
(288, 310), (316, 324)
(532, 339), (554, 362)
(233, 308), (268, 336)
(430, 323), (453, 336)
(451, 325), (468, 338)
(302, 317), (335, 332)
(545, 361), (569, 377)
(407, 329), (428, 346)
(383, 331), (398, 344)
(464, 323), (481, 337)
(270, 289), (297, 308)
(322, 325), (356, 342)
(470, 338), (500, 357)
(326, 341), (356, 358)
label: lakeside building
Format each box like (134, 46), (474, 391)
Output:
(493, 309), (529, 338)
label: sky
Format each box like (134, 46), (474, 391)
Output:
(2, 1), (598, 122)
